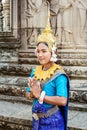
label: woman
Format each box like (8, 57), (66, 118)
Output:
(26, 8), (70, 130)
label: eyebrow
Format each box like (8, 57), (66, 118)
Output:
(37, 49), (47, 51)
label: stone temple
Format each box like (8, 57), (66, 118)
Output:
(0, 0), (87, 129)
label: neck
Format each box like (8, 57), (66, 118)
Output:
(42, 62), (54, 71)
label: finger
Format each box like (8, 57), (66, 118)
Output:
(30, 81), (34, 87)
(30, 78), (34, 82)
(28, 77), (32, 83)
(37, 81), (40, 86)
(32, 77), (36, 81)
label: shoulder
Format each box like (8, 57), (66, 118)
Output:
(55, 74), (68, 82)
(53, 63), (66, 75)
(52, 64), (69, 83)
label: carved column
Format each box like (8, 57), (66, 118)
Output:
(0, 0), (3, 31)
(12, 0), (19, 38)
(3, 0), (10, 31)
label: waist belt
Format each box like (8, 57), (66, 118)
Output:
(32, 106), (59, 120)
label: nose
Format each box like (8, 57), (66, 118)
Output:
(38, 52), (43, 57)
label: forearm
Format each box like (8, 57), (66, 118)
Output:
(44, 96), (67, 106)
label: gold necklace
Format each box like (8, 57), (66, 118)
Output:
(34, 63), (63, 81)
(42, 62), (53, 71)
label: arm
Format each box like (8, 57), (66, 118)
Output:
(44, 96), (67, 106)
(44, 75), (68, 106)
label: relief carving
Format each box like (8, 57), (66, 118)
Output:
(57, 59), (87, 66)
(64, 67), (87, 78)
(50, 0), (73, 43)
(71, 0), (87, 44)
(82, 92), (87, 102)
(0, 84), (25, 96)
(26, 0), (87, 46)
(70, 91), (78, 101)
(0, 64), (87, 78)
(70, 91), (87, 103)
(26, 0), (48, 45)
(0, 49), (18, 62)
(58, 54), (87, 59)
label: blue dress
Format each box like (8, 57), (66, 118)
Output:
(26, 66), (70, 130)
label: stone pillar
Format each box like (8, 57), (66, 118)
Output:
(12, 0), (18, 38)
(0, 0), (3, 31)
(20, 0), (27, 50)
(3, 0), (10, 31)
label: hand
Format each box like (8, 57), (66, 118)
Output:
(25, 92), (34, 100)
(28, 77), (41, 99)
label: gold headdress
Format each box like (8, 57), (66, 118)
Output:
(37, 2), (56, 50)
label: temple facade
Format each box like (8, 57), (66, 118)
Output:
(0, 0), (87, 129)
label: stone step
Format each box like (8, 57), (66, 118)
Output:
(0, 63), (35, 76)
(18, 58), (87, 66)
(0, 76), (87, 91)
(0, 41), (20, 49)
(64, 66), (87, 79)
(18, 50), (87, 66)
(68, 109), (87, 130)
(0, 76), (29, 88)
(0, 94), (31, 104)
(0, 100), (86, 130)
(58, 53), (87, 59)
(0, 101), (32, 130)
(18, 52), (36, 58)
(0, 94), (87, 112)
(0, 63), (87, 79)
(18, 57), (39, 64)
(69, 79), (87, 103)
(28, 44), (87, 51)
(57, 48), (87, 53)
(57, 59), (87, 66)
(69, 102), (87, 112)
(0, 84), (26, 97)
(28, 44), (87, 50)
(19, 49), (87, 59)
(18, 47), (87, 62)
(0, 76), (87, 103)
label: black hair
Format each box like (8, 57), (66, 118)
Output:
(37, 42), (49, 47)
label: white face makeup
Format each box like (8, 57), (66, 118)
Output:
(36, 43), (52, 66)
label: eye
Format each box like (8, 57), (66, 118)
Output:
(37, 50), (40, 53)
(42, 50), (47, 53)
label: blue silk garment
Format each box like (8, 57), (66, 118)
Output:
(26, 68), (70, 130)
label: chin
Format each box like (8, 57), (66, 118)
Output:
(39, 62), (45, 65)
(39, 61), (46, 65)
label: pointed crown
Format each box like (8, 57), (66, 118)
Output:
(37, 2), (56, 50)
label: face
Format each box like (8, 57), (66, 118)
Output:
(36, 43), (52, 65)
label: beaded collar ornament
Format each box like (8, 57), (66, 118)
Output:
(34, 63), (64, 81)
